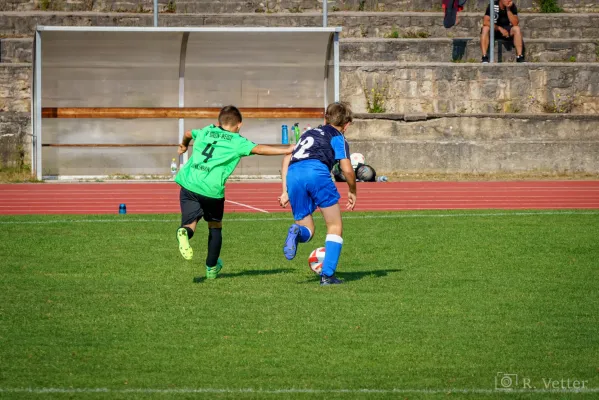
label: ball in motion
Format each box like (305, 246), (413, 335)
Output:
(308, 247), (326, 274)
(356, 164), (376, 182)
(350, 152), (365, 169)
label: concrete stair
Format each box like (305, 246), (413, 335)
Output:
(0, 8), (597, 175)
(341, 62), (599, 114)
(1, 0), (597, 13)
(0, 37), (32, 63)
(0, 11), (597, 115)
(342, 38), (599, 63)
(1, 11), (598, 39)
(3, 36), (597, 64)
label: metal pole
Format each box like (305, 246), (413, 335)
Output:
(324, 34), (333, 109)
(34, 30), (42, 180)
(323, 0), (327, 27)
(154, 0), (158, 27)
(178, 32), (189, 165)
(333, 31), (339, 101)
(489, 0), (495, 62)
(31, 33), (36, 174)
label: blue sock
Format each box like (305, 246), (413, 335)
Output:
(298, 226), (312, 243)
(321, 234), (343, 277)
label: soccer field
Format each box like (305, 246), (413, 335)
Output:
(0, 211), (598, 399)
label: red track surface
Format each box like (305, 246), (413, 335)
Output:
(1, 181), (599, 215)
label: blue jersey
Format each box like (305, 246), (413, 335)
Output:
(289, 125), (350, 171)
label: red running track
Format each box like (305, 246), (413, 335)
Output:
(1, 181), (599, 215)
(0, 181), (599, 215)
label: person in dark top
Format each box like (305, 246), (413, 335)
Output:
(481, 0), (525, 63)
(278, 102), (357, 286)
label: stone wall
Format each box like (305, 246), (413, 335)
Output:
(341, 63), (599, 114)
(1, 12), (598, 39)
(1, 0), (597, 12)
(0, 38), (33, 63)
(0, 65), (30, 112)
(0, 112), (30, 168)
(341, 38), (599, 63)
(347, 115), (599, 173)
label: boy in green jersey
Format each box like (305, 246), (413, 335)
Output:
(175, 105), (293, 279)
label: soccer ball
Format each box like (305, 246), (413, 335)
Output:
(350, 152), (365, 169)
(308, 247), (325, 274)
(356, 164), (376, 182)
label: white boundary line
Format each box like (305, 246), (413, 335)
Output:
(225, 199), (269, 213)
(0, 211), (598, 225)
(0, 387), (597, 394)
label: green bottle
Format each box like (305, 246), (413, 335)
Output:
(294, 123), (300, 143)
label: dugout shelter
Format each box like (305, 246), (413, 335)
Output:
(31, 26), (341, 180)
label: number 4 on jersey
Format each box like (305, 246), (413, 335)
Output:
(202, 141), (217, 163)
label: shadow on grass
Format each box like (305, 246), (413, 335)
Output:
(193, 268), (294, 283)
(299, 268), (402, 284)
(338, 268), (402, 282)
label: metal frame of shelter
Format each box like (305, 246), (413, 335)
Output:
(32, 26), (342, 179)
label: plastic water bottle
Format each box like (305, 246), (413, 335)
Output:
(282, 125), (289, 144)
(170, 158), (178, 176)
(294, 123), (300, 143)
(377, 176), (388, 182)
(119, 204), (127, 214)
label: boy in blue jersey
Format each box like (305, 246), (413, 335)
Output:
(278, 102), (357, 286)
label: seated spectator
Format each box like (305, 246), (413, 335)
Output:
(481, 0), (525, 63)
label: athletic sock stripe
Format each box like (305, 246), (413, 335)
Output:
(325, 234), (343, 244)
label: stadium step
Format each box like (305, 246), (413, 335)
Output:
(340, 62), (599, 114)
(1, 0), (597, 13)
(0, 38), (32, 63)
(4, 36), (596, 64)
(341, 38), (599, 63)
(0, 64), (29, 112)
(0, 11), (598, 40)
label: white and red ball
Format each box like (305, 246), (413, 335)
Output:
(308, 247), (326, 274)
(350, 152), (365, 169)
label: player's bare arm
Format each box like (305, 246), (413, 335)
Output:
(251, 144), (295, 156)
(178, 130), (193, 155)
(278, 154), (292, 208)
(339, 158), (357, 210)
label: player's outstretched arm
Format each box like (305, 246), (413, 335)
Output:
(339, 158), (357, 210)
(251, 144), (295, 156)
(278, 154), (292, 208)
(178, 130), (193, 155)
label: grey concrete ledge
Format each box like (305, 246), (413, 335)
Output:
(354, 113), (599, 121)
(342, 38), (599, 43)
(0, 62), (31, 67)
(2, 10), (599, 16)
(9, 36), (597, 44)
(341, 61), (599, 67)
(2, 11), (597, 39)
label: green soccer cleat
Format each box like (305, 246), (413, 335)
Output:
(177, 228), (193, 260)
(205, 258), (223, 280)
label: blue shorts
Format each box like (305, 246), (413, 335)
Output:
(287, 159), (340, 221)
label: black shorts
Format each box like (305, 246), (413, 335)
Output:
(483, 25), (514, 41)
(179, 186), (225, 226)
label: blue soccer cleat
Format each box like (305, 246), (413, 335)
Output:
(320, 274), (344, 286)
(283, 224), (301, 260)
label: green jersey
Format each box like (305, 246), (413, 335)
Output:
(175, 125), (257, 198)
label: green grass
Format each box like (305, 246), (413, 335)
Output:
(0, 211), (598, 399)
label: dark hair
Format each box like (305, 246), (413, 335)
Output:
(218, 105), (243, 127)
(325, 102), (353, 127)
